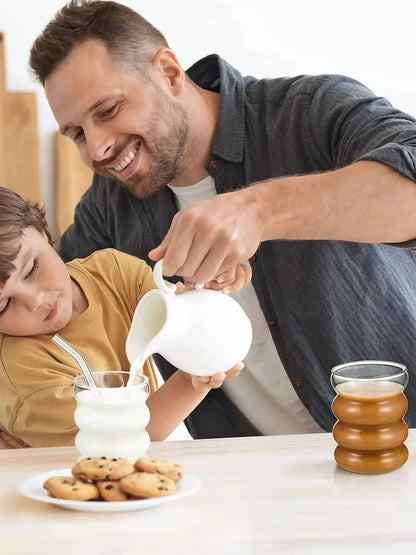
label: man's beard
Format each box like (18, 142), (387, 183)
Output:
(94, 90), (189, 199)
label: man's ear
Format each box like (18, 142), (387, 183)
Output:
(151, 48), (185, 95)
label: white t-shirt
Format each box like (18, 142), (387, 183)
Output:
(168, 176), (323, 434)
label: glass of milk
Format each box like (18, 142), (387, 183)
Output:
(74, 371), (150, 463)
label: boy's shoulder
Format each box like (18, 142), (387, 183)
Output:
(66, 249), (153, 289)
(72, 248), (141, 264)
(0, 331), (49, 357)
(68, 249), (150, 274)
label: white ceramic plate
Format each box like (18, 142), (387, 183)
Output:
(19, 467), (201, 513)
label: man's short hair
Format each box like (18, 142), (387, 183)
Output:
(29, 0), (169, 85)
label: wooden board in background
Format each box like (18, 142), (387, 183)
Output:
(0, 33), (42, 204)
(54, 132), (93, 234)
(0, 32), (6, 189)
(1, 32), (92, 233)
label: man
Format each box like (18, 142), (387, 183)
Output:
(29, 0), (416, 438)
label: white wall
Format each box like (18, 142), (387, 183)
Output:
(1, 0), (415, 227)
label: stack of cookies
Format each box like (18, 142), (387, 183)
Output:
(43, 456), (184, 502)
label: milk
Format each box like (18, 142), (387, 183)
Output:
(74, 385), (150, 464)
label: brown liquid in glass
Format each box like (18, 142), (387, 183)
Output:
(332, 381), (408, 474)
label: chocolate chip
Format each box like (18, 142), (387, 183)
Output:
(105, 484), (114, 490)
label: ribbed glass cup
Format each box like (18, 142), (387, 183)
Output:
(74, 371), (150, 463)
(331, 360), (409, 474)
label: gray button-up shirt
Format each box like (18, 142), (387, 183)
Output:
(59, 54), (416, 438)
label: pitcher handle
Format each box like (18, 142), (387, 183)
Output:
(153, 259), (204, 294)
(153, 259), (177, 295)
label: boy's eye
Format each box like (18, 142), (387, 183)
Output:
(73, 128), (85, 142)
(26, 259), (38, 278)
(0, 298), (11, 317)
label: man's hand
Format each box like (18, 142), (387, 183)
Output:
(148, 189), (262, 284)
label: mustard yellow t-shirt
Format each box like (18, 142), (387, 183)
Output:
(0, 249), (157, 447)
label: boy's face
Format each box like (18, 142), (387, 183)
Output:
(0, 227), (74, 336)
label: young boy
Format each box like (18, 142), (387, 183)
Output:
(0, 187), (243, 448)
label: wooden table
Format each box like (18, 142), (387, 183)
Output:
(1, 431), (416, 554)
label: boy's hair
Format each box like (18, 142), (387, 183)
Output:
(0, 188), (52, 287)
(29, 0), (169, 86)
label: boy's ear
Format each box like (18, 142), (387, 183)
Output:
(151, 48), (185, 95)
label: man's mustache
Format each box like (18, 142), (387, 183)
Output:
(93, 137), (140, 173)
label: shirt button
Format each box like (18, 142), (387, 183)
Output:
(209, 160), (217, 170)
(294, 377), (303, 388)
(267, 319), (277, 326)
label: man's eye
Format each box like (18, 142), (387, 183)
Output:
(102, 105), (117, 117)
(0, 299), (11, 316)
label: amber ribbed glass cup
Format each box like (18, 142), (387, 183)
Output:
(331, 361), (409, 474)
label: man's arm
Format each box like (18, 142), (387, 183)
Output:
(257, 160), (416, 244)
(57, 174), (113, 262)
(150, 160), (416, 283)
(150, 74), (416, 283)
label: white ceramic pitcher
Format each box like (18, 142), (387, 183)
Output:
(126, 259), (252, 378)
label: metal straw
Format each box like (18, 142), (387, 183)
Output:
(52, 334), (97, 389)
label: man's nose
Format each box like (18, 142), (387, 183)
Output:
(85, 126), (115, 162)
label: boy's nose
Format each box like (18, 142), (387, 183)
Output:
(24, 289), (45, 312)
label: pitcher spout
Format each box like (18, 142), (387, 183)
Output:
(126, 289), (168, 370)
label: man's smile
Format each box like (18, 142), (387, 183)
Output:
(112, 149), (137, 172)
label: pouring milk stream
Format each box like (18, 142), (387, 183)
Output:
(126, 259), (253, 385)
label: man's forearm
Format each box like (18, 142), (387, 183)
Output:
(247, 160), (416, 244)
(152, 159), (416, 284)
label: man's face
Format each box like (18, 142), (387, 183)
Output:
(45, 40), (189, 198)
(0, 227), (74, 336)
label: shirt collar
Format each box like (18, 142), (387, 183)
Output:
(186, 54), (245, 163)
